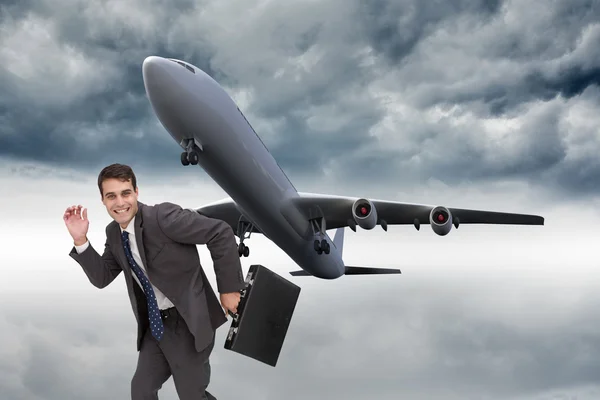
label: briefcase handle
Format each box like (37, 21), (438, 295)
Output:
(226, 272), (254, 322)
(226, 287), (247, 321)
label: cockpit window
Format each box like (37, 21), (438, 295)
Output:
(167, 58), (195, 74)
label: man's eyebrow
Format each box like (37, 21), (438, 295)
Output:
(105, 189), (132, 196)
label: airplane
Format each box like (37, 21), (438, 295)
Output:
(141, 56), (544, 280)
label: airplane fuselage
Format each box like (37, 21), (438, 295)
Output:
(142, 56), (345, 279)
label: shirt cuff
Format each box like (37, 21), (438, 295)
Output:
(75, 241), (89, 254)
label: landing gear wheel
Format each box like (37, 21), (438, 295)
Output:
(314, 239), (323, 254)
(321, 239), (330, 254)
(236, 218), (253, 258)
(238, 242), (249, 257)
(188, 151), (199, 165)
(181, 152), (190, 166)
(180, 138), (200, 166)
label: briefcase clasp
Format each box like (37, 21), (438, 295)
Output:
(227, 326), (238, 341)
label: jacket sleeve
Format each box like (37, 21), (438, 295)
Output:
(156, 202), (245, 293)
(69, 227), (123, 288)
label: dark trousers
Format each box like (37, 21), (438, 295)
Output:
(131, 308), (216, 400)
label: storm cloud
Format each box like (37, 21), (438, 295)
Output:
(0, 0), (599, 194)
(1, 1), (600, 398)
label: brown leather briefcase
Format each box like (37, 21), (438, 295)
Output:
(224, 264), (301, 367)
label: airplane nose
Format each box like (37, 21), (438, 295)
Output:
(142, 56), (191, 140)
(142, 56), (168, 78)
(142, 56), (171, 97)
(142, 56), (159, 80)
(142, 55), (183, 114)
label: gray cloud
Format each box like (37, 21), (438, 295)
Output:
(2, 272), (600, 400)
(356, 0), (502, 64)
(393, 0), (600, 112)
(1, 183), (599, 400)
(0, 0), (599, 195)
(2, 2), (600, 395)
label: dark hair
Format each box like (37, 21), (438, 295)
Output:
(98, 163), (137, 196)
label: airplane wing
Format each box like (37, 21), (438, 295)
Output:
(290, 192), (544, 231)
(194, 198), (262, 236)
(194, 192), (543, 237)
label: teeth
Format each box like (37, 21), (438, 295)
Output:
(115, 209), (128, 213)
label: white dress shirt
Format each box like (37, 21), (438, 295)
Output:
(75, 216), (174, 310)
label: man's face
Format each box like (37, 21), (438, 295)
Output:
(101, 178), (139, 228)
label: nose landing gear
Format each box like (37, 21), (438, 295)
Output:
(180, 138), (203, 166)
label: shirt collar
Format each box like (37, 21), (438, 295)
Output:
(120, 216), (136, 235)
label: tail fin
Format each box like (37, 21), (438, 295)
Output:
(333, 227), (344, 255)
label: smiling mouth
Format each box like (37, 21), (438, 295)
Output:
(114, 208), (130, 214)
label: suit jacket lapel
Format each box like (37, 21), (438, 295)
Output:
(111, 222), (130, 271)
(134, 203), (149, 270)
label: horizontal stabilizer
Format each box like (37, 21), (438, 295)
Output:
(289, 270), (312, 276)
(289, 266), (401, 276)
(343, 266), (401, 275)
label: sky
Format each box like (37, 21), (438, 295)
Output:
(1, 0), (600, 398)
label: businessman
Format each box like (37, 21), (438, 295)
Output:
(64, 163), (246, 400)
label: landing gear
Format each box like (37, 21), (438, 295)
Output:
(181, 151), (199, 165)
(237, 217), (254, 258)
(309, 216), (330, 255)
(180, 138), (201, 166)
(238, 242), (249, 257)
(314, 238), (330, 255)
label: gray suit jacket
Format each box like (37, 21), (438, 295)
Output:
(69, 201), (246, 352)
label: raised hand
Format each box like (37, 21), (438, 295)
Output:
(63, 205), (89, 245)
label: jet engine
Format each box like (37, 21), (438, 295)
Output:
(352, 198), (378, 230)
(429, 206), (452, 236)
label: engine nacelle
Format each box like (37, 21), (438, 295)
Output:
(352, 198), (378, 230)
(429, 206), (452, 236)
